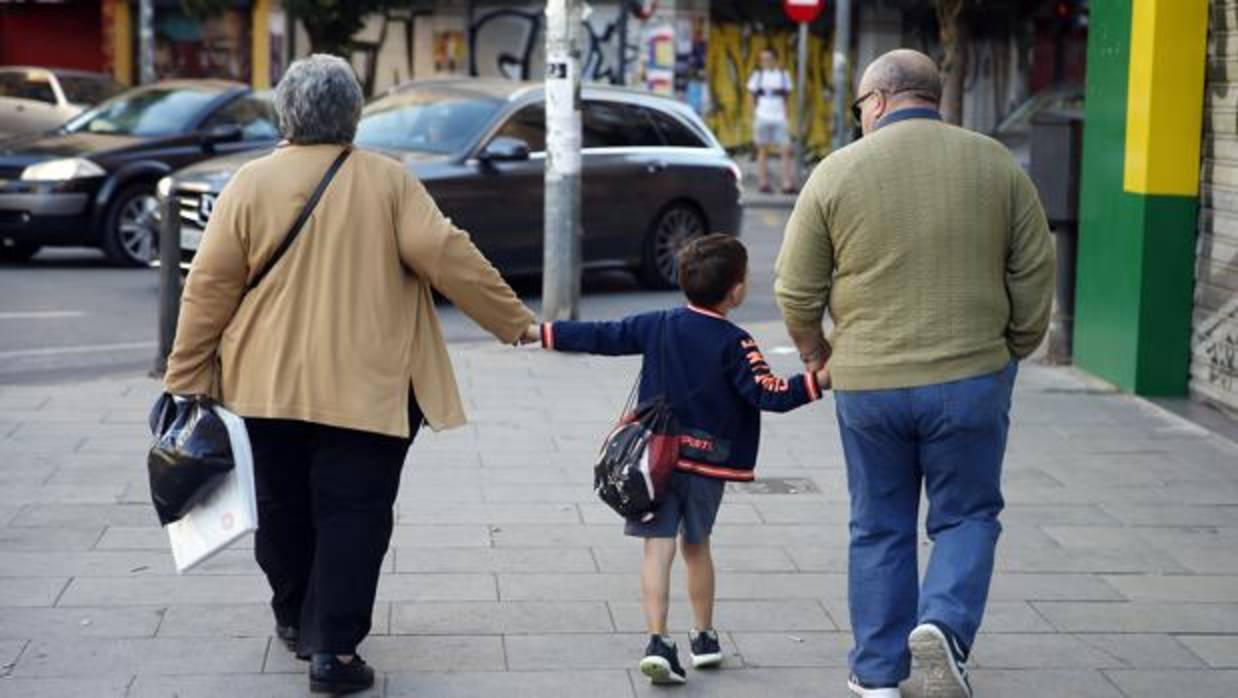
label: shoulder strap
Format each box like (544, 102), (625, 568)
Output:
(247, 147), (352, 292)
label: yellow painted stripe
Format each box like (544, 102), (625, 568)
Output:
(251, 0), (271, 89)
(1123, 0), (1209, 196)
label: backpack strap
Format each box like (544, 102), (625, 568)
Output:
(247, 146), (352, 292)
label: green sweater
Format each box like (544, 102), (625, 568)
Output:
(774, 114), (1055, 390)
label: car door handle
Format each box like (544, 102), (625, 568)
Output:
(645, 161), (666, 174)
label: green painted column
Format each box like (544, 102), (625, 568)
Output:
(1074, 0), (1208, 395)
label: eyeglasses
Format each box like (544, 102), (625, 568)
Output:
(850, 88), (936, 123)
(850, 91), (878, 123)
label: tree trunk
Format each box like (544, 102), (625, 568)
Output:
(937, 0), (968, 125)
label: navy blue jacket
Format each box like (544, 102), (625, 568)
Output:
(542, 306), (823, 480)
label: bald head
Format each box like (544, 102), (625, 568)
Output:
(859, 49), (942, 104)
(854, 49), (942, 135)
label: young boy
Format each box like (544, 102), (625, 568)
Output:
(521, 235), (829, 685)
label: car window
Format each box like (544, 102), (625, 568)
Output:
(356, 90), (501, 154)
(582, 101), (661, 148)
(62, 86), (222, 136)
(57, 75), (125, 106)
(204, 95), (278, 140)
(0, 71), (56, 104)
(493, 103), (546, 152)
(644, 107), (706, 147)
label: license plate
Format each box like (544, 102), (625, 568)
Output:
(180, 226), (204, 251)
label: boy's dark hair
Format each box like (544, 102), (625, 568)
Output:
(676, 234), (748, 308)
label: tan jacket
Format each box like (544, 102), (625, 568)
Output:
(165, 144), (535, 437)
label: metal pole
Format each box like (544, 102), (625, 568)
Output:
(543, 0), (583, 321)
(795, 21), (808, 185)
(154, 194), (181, 376)
(831, 0), (853, 150)
(139, 0), (156, 84)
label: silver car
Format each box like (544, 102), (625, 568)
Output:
(0, 67), (124, 139)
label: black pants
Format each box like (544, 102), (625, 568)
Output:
(246, 397), (422, 655)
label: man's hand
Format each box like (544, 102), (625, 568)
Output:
(813, 364), (831, 391)
(788, 325), (830, 374)
(517, 324), (541, 346)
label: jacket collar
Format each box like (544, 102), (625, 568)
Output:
(876, 107), (943, 130)
(686, 304), (728, 321)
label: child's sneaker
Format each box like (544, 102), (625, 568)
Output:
(639, 635), (687, 685)
(909, 622), (972, 698)
(688, 628), (723, 668)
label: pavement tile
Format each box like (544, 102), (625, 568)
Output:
(987, 573), (1123, 601)
(629, 667), (858, 698)
(821, 599), (1056, 634)
(609, 599), (836, 633)
(1101, 574), (1238, 602)
(158, 603), (390, 638)
(56, 575), (269, 607)
(11, 637), (266, 677)
(8, 503), (154, 528)
(0, 606), (163, 639)
(392, 601), (614, 634)
(128, 674), (315, 698)
(1176, 635), (1238, 668)
(504, 632), (745, 670)
(0, 677), (131, 698)
(729, 631), (852, 667)
(969, 633), (1124, 669)
(95, 525), (221, 551)
(1033, 602), (1238, 633)
(376, 573), (497, 602)
(1103, 669), (1238, 698)
(1072, 633), (1206, 669)
(0, 639), (24, 671)
(388, 525), (492, 548)
(396, 502), (582, 525)
(0, 577), (66, 607)
(1099, 503), (1238, 527)
(394, 546), (597, 573)
(0, 526), (102, 552)
(590, 545), (797, 573)
(964, 669), (1125, 697)
(386, 669), (635, 698)
(264, 634), (505, 674)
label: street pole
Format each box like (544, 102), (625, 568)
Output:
(831, 0), (853, 151)
(139, 0), (156, 84)
(153, 195), (181, 376)
(795, 21), (808, 185)
(543, 0), (583, 321)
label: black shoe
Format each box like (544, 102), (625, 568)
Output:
(688, 628), (723, 668)
(638, 634), (687, 685)
(275, 624), (310, 661)
(309, 653), (375, 695)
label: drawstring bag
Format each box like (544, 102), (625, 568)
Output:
(146, 393), (235, 526)
(594, 395), (680, 523)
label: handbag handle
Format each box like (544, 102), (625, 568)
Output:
(247, 146), (352, 292)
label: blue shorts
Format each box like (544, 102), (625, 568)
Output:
(625, 471), (726, 545)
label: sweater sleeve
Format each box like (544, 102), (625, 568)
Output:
(396, 170), (535, 345)
(727, 334), (823, 413)
(775, 164), (834, 334)
(542, 315), (646, 356)
(1006, 168), (1056, 359)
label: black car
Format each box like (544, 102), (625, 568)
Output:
(0, 79), (277, 265)
(163, 78), (743, 288)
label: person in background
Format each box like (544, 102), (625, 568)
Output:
(774, 49), (1055, 698)
(164, 54), (535, 695)
(747, 48), (797, 194)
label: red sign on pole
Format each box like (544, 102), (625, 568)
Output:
(783, 0), (825, 24)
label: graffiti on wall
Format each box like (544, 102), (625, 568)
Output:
(468, 6), (639, 84)
(706, 23), (833, 155)
(154, 8), (251, 82)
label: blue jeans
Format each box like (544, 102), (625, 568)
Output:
(835, 361), (1017, 686)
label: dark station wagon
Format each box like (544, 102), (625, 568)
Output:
(163, 78), (743, 288)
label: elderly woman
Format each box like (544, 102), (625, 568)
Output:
(164, 55), (535, 694)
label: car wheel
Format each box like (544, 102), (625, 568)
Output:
(0, 242), (41, 263)
(639, 202), (707, 289)
(102, 182), (160, 267)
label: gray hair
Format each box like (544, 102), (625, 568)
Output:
(274, 54), (363, 145)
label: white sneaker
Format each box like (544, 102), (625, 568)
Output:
(848, 674), (902, 697)
(909, 623), (973, 698)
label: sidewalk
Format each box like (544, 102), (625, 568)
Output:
(1, 322), (1237, 697)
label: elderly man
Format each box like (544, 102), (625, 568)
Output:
(774, 50), (1054, 698)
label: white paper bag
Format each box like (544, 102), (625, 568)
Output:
(165, 404), (258, 573)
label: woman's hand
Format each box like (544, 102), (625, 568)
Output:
(518, 324), (541, 346)
(814, 364), (832, 391)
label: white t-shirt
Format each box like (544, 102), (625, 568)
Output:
(747, 69), (793, 123)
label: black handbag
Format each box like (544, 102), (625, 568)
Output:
(147, 147), (352, 525)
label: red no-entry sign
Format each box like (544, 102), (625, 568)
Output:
(783, 0), (825, 24)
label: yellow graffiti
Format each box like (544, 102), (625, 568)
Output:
(706, 23), (834, 157)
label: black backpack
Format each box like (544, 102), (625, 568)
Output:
(594, 396), (680, 522)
